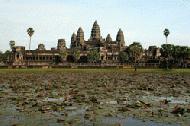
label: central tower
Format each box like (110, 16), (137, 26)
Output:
(90, 20), (101, 41)
(116, 29), (125, 48)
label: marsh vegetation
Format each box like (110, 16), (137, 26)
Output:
(0, 69), (190, 126)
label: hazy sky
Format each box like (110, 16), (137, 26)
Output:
(0, 0), (190, 51)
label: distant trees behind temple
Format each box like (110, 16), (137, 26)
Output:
(160, 44), (190, 68)
(116, 42), (190, 68)
(0, 50), (11, 64)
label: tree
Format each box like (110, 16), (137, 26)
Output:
(163, 28), (170, 44)
(118, 51), (129, 63)
(188, 47), (190, 58)
(59, 51), (68, 62)
(87, 49), (100, 63)
(72, 49), (81, 62)
(2, 50), (11, 64)
(27, 28), (35, 50)
(161, 45), (190, 68)
(128, 42), (143, 71)
(161, 44), (174, 69)
(0, 51), (3, 62)
(161, 44), (174, 57)
(179, 46), (189, 67)
(173, 45), (181, 66)
(9, 40), (15, 50)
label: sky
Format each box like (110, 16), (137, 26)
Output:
(0, 0), (190, 52)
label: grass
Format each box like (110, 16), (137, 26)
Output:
(0, 68), (190, 74)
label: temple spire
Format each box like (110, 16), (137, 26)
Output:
(106, 34), (112, 42)
(71, 32), (77, 48)
(116, 29), (125, 47)
(77, 27), (84, 46)
(90, 20), (101, 41)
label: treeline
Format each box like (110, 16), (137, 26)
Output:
(160, 44), (190, 68)
(0, 50), (11, 64)
(118, 42), (190, 68)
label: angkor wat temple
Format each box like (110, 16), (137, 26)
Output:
(6, 21), (190, 68)
(11, 21), (129, 66)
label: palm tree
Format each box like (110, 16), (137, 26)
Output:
(27, 28), (35, 50)
(163, 28), (170, 44)
(9, 40), (15, 50)
(9, 40), (15, 64)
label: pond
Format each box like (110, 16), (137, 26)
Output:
(0, 104), (180, 126)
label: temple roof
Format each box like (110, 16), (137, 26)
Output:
(91, 21), (101, 40)
(106, 34), (112, 42)
(116, 29), (125, 42)
(77, 27), (84, 33)
(92, 21), (100, 29)
(118, 29), (123, 34)
(93, 20), (98, 26)
(72, 32), (77, 38)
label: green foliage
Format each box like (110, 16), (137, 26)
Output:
(173, 45), (181, 58)
(71, 49), (81, 62)
(0, 68), (189, 74)
(161, 44), (189, 59)
(161, 44), (174, 58)
(188, 47), (190, 57)
(118, 51), (129, 63)
(161, 44), (190, 68)
(163, 28), (170, 37)
(9, 40), (15, 50)
(128, 42), (143, 62)
(27, 27), (35, 50)
(27, 28), (35, 37)
(87, 49), (100, 63)
(0, 51), (3, 62)
(180, 46), (189, 57)
(0, 50), (11, 63)
(160, 44), (174, 69)
(59, 51), (68, 62)
(163, 28), (170, 43)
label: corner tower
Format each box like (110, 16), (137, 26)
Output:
(71, 33), (77, 48)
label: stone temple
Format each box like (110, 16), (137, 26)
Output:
(10, 21), (126, 66)
(70, 21), (125, 61)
